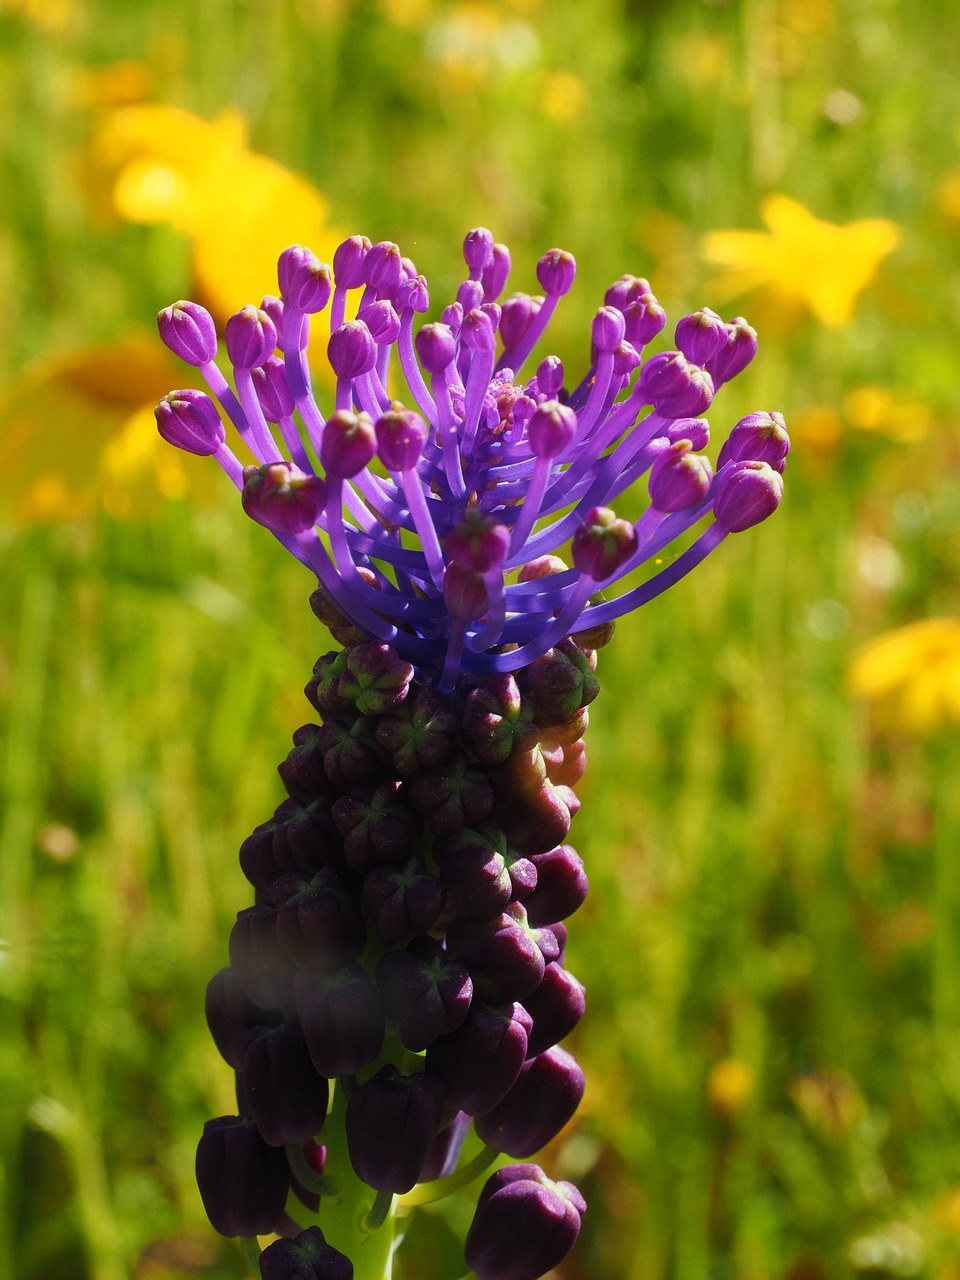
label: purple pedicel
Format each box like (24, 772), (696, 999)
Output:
(155, 389), (224, 456)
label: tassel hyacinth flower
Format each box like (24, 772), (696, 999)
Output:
(158, 228), (789, 1280)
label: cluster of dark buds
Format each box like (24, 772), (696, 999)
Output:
(159, 228), (789, 1280)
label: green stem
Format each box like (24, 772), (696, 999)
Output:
(285, 1143), (337, 1197)
(239, 1236), (262, 1276)
(395, 1146), (499, 1213)
(364, 1190), (394, 1231)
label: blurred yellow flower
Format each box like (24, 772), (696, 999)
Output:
(843, 385), (932, 443)
(701, 194), (901, 327)
(540, 71), (588, 124)
(707, 1058), (755, 1118)
(3, 0), (73, 31)
(849, 619), (960, 734)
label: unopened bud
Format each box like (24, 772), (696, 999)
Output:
(155, 389), (224, 456)
(571, 506), (637, 581)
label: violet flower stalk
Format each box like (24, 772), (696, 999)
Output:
(158, 229), (788, 1280)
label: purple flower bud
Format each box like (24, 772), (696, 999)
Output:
(327, 321), (377, 380)
(225, 304), (278, 371)
(333, 235), (371, 289)
(157, 300), (218, 366)
(155, 388), (225, 456)
(662, 416), (710, 450)
(705, 316), (758, 385)
(376, 936), (473, 1050)
(638, 350), (715, 418)
(523, 962), (585, 1056)
(536, 355), (564, 398)
(571, 506), (637, 581)
(195, 1116), (289, 1237)
(536, 248), (577, 297)
(442, 301), (464, 332)
(499, 294), (540, 350)
(465, 1164), (586, 1280)
(260, 294), (285, 332)
(438, 824), (537, 921)
(591, 305), (626, 354)
(396, 272), (430, 313)
(717, 410), (790, 473)
(241, 1020), (330, 1146)
(527, 400), (577, 461)
(464, 227), (496, 274)
(415, 321), (458, 373)
(295, 962), (385, 1078)
(425, 1001), (531, 1115)
(443, 564), (488, 621)
(331, 779), (423, 874)
(362, 854), (446, 947)
(363, 240), (404, 295)
(462, 677), (538, 767)
(242, 463), (326, 534)
(206, 967), (282, 1069)
(446, 510), (510, 573)
(401, 255), (418, 280)
(259, 1226), (353, 1280)
(613, 340), (642, 377)
(458, 279), (485, 312)
(675, 306), (728, 366)
(410, 751), (495, 838)
(648, 439), (713, 512)
(270, 796), (341, 877)
(273, 867), (366, 969)
(320, 410), (377, 479)
(277, 724), (332, 805)
(359, 299), (401, 346)
(482, 301), (502, 331)
(603, 274), (650, 312)
(524, 844), (588, 926)
(482, 243), (512, 301)
(278, 245), (333, 314)
(475, 1046), (585, 1157)
(340, 641), (414, 716)
(346, 1065), (446, 1193)
(712, 459), (784, 532)
(462, 307), (496, 354)
(447, 903), (546, 1003)
(376, 685), (460, 777)
(229, 903), (297, 1012)
(375, 406), (428, 471)
(625, 293), (667, 346)
(421, 1111), (471, 1182)
(251, 356), (295, 423)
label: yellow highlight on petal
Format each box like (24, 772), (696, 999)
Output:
(849, 619), (960, 734)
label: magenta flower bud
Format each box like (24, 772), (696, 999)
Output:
(415, 322), (458, 373)
(375, 406), (428, 471)
(376, 936), (473, 1051)
(591, 305), (626, 354)
(443, 564), (488, 621)
(523, 962), (585, 1056)
(260, 293), (285, 332)
(441, 301), (464, 332)
(346, 1066), (446, 1193)
(225, 304), (278, 371)
(362, 854), (446, 948)
(259, 1226), (353, 1280)
(482, 242), (512, 301)
(712, 458), (784, 532)
(458, 279), (485, 312)
(536, 355), (564, 398)
(359, 299), (400, 346)
(278, 244), (333, 314)
(638, 350), (715, 417)
(465, 1164), (586, 1280)
(195, 1116), (289, 1237)
(625, 293), (667, 346)
(295, 962), (385, 1078)
(363, 240), (404, 294)
(446, 510), (510, 573)
(482, 301), (502, 331)
(410, 751), (494, 838)
(462, 307), (496, 354)
(316, 714), (386, 790)
(327, 321), (377, 379)
(331, 779), (423, 875)
(205, 967), (281, 1069)
(475, 1046), (585, 1157)
(706, 316), (758, 385)
(464, 226), (496, 274)
(333, 234), (371, 288)
(438, 825), (537, 922)
(447, 904), (546, 1003)
(242, 463), (326, 534)
(663, 416), (710, 450)
(155, 388), (225, 456)
(462, 679), (538, 767)
(524, 844), (588, 926)
(648, 439), (713, 512)
(240, 1020), (330, 1147)
(613, 340), (642, 377)
(525, 639), (599, 724)
(717, 410), (790, 473)
(499, 294), (541, 349)
(675, 306), (728, 365)
(396, 272), (430, 313)
(376, 685), (460, 777)
(425, 1001), (532, 1115)
(272, 867), (366, 969)
(157, 300), (218, 366)
(251, 356), (295, 423)
(604, 274), (650, 312)
(536, 248), (577, 297)
(571, 505), (638, 581)
(527, 400), (577, 460)
(320, 409), (377, 479)
(340, 641), (414, 716)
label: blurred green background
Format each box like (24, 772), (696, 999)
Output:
(2, 0), (960, 1278)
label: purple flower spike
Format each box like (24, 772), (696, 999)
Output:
(225, 304), (278, 370)
(155, 389), (225, 456)
(327, 321), (377, 380)
(648, 440), (713, 513)
(278, 245), (333, 314)
(320, 410), (377, 479)
(363, 240), (404, 295)
(333, 235), (371, 289)
(242, 463), (326, 534)
(464, 227), (496, 275)
(465, 1164), (586, 1280)
(375, 407), (427, 471)
(259, 1226), (354, 1280)
(675, 306), (728, 366)
(717, 410), (791, 473)
(536, 248), (577, 297)
(345, 1065), (445, 1193)
(157, 300), (218, 366)
(571, 506), (638, 582)
(713, 459), (784, 532)
(415, 321), (458, 373)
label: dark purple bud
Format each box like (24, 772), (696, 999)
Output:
(229, 904), (296, 1012)
(295, 962), (385, 1078)
(206, 967), (282, 1069)
(196, 1116), (289, 1237)
(662, 416), (710, 450)
(332, 779), (422, 874)
(157, 300), (218, 366)
(497, 782), (575, 857)
(526, 400), (577, 461)
(260, 294), (285, 332)
(523, 963), (585, 1056)
(375, 685), (460, 777)
(239, 818), (288, 895)
(446, 510), (510, 573)
(536, 356), (564, 398)
(375, 406), (428, 471)
(705, 316), (757, 385)
(465, 1164), (586, 1280)
(317, 714), (386, 790)
(571, 505), (637, 582)
(273, 868), (366, 969)
(675, 307), (727, 366)
(278, 245), (333, 314)
(310, 584), (370, 648)
(320, 409), (377, 479)
(712, 458), (784, 532)
(242, 463), (326, 534)
(536, 249), (576, 297)
(464, 227), (496, 274)
(462, 676), (538, 767)
(241, 1020), (330, 1146)
(363, 241), (403, 295)
(306, 650), (355, 720)
(362, 854), (446, 947)
(475, 1046), (585, 1157)
(458, 279), (485, 312)
(613, 341), (642, 377)
(359, 299), (400, 346)
(411, 751), (495, 838)
(225, 305), (277, 371)
(648, 439), (713, 512)
(524, 845), (588, 926)
(270, 797), (341, 879)
(482, 243), (512, 301)
(346, 1065), (445, 1192)
(438, 824), (537, 921)
(279, 724), (333, 806)
(155, 388), (224, 456)
(638, 350), (715, 418)
(396, 273), (430, 313)
(425, 1001), (531, 1115)
(499, 294), (540, 350)
(462, 307), (495, 354)
(376, 936), (473, 1050)
(340, 641), (414, 716)
(328, 321), (377, 380)
(415, 321), (458, 373)
(717, 410), (790, 473)
(447, 903), (546, 1003)
(259, 1225), (353, 1280)
(251, 355), (295, 423)
(443, 564), (488, 621)
(591, 306), (626, 354)
(333, 235), (371, 289)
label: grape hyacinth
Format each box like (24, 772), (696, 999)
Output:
(159, 228), (788, 1280)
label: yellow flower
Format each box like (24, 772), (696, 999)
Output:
(849, 619), (960, 734)
(707, 1058), (755, 1118)
(843, 384), (932, 443)
(700, 194), (900, 327)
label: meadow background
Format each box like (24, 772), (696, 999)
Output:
(2, 0), (960, 1277)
